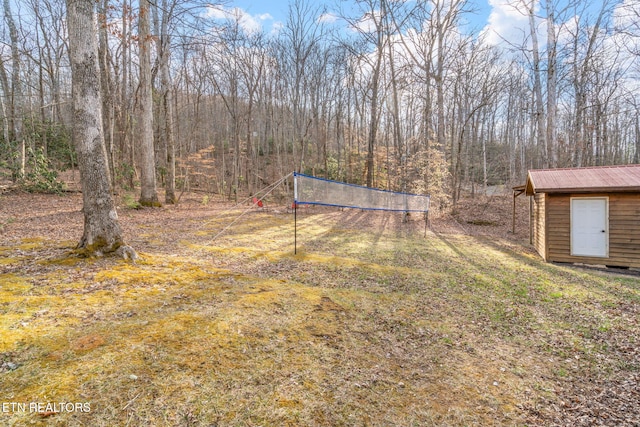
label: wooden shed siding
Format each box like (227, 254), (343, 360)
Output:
(533, 193), (546, 260)
(544, 193), (640, 267)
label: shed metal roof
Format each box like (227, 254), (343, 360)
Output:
(525, 164), (640, 195)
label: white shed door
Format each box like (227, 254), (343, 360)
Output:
(571, 198), (608, 257)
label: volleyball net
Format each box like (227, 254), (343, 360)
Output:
(293, 172), (430, 213)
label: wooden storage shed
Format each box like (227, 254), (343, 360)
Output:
(525, 164), (640, 268)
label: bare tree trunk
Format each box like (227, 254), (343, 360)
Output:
(3, 0), (25, 179)
(361, 0), (387, 188)
(366, 51), (382, 188)
(156, 0), (176, 203)
(98, 0), (115, 189)
(528, 1), (548, 168)
(385, 13), (404, 191)
(0, 59), (9, 146)
(120, 0), (134, 189)
(66, 0), (129, 257)
(36, 41), (48, 155)
(572, 1), (608, 167)
(435, 25), (446, 155)
(137, 0), (159, 206)
(546, 5), (557, 167)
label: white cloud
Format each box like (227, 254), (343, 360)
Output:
(613, 0), (640, 29)
(204, 5), (273, 35)
(611, 0), (640, 74)
(350, 10), (382, 33)
(270, 21), (285, 35)
(205, 6), (228, 20)
(481, 0), (541, 48)
(236, 9), (263, 34)
(257, 13), (274, 21)
(318, 12), (338, 24)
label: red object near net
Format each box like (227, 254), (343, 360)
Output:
(252, 197), (264, 208)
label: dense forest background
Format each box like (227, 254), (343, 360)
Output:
(2, 0), (640, 209)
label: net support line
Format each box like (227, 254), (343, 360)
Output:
(209, 172), (292, 243)
(207, 172), (291, 221)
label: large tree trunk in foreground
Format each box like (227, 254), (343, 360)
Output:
(67, 0), (127, 256)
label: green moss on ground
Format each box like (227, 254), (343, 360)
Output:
(1, 209), (639, 426)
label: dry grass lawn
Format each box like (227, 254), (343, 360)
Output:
(1, 191), (639, 426)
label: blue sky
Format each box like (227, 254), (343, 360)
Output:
(209, 0), (630, 51)
(216, 0), (495, 36)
